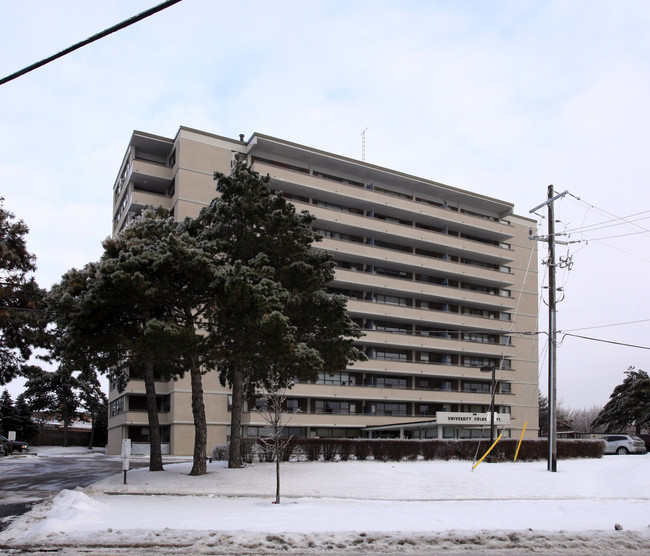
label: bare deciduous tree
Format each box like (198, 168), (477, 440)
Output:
(257, 370), (299, 504)
(568, 405), (605, 433)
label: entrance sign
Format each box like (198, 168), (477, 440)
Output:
(436, 412), (511, 425)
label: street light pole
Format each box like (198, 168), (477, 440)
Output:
(481, 365), (496, 460)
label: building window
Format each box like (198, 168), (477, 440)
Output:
(374, 266), (412, 280)
(316, 229), (364, 243)
(464, 332), (496, 344)
(500, 383), (512, 394)
(373, 186), (410, 200)
(315, 428), (361, 438)
(461, 404), (487, 413)
(374, 348), (409, 361)
(246, 425), (273, 437)
(459, 429), (486, 439)
(128, 425), (170, 443)
(373, 239), (412, 253)
(110, 396), (124, 417)
(435, 380), (452, 391)
(334, 260), (364, 272)
(463, 356), (495, 368)
(375, 293), (410, 306)
(327, 287), (362, 300)
(127, 394), (170, 413)
(375, 320), (409, 334)
(316, 371), (355, 385)
(127, 364), (168, 382)
(376, 376), (407, 389)
(313, 199), (364, 215)
(375, 403), (407, 416)
(314, 400), (355, 414)
(463, 381), (491, 393)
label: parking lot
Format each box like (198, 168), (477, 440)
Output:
(0, 449), (149, 531)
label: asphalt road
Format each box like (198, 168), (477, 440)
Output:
(0, 452), (149, 531)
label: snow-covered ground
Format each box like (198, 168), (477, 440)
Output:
(1, 448), (649, 554)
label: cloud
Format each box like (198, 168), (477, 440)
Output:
(1, 0), (649, 407)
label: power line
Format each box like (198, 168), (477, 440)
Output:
(561, 318), (650, 332)
(0, 0), (183, 87)
(589, 237), (650, 264)
(560, 332), (650, 351)
(568, 194), (650, 235)
(585, 229), (650, 241)
(559, 215), (650, 238)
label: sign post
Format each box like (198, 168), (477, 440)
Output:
(121, 439), (131, 484)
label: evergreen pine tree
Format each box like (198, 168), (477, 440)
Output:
(592, 367), (650, 434)
(0, 198), (45, 384)
(194, 161), (364, 468)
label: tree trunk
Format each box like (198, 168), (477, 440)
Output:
(228, 365), (244, 468)
(62, 408), (69, 447)
(189, 355), (207, 476)
(143, 361), (164, 471)
(87, 411), (95, 450)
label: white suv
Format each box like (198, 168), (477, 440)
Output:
(602, 435), (647, 455)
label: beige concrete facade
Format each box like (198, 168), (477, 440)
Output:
(108, 126), (539, 456)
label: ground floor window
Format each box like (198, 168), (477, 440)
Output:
(244, 426), (307, 439)
(314, 428), (361, 438)
(127, 425), (170, 443)
(128, 394), (170, 413)
(458, 428), (487, 439)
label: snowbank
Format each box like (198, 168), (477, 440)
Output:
(2, 455), (650, 554)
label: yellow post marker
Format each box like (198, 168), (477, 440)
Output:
(472, 433), (503, 470)
(514, 421), (528, 462)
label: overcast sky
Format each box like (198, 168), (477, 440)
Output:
(1, 0), (649, 411)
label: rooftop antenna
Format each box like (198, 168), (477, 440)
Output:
(360, 127), (368, 162)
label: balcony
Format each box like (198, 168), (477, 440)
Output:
(345, 299), (515, 333)
(304, 203), (513, 265)
(317, 238), (515, 289)
(252, 161), (513, 240)
(331, 269), (515, 311)
(361, 330), (513, 358)
(130, 189), (173, 212)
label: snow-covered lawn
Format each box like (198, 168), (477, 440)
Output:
(2, 449), (650, 554)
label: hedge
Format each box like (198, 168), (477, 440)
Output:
(211, 437), (604, 463)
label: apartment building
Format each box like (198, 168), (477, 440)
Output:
(108, 126), (539, 456)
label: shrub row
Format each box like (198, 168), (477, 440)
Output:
(211, 437), (604, 463)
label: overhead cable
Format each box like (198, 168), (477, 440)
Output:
(0, 0), (183, 86)
(560, 332), (650, 351)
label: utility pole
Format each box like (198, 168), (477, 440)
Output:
(546, 185), (558, 472)
(530, 185), (569, 473)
